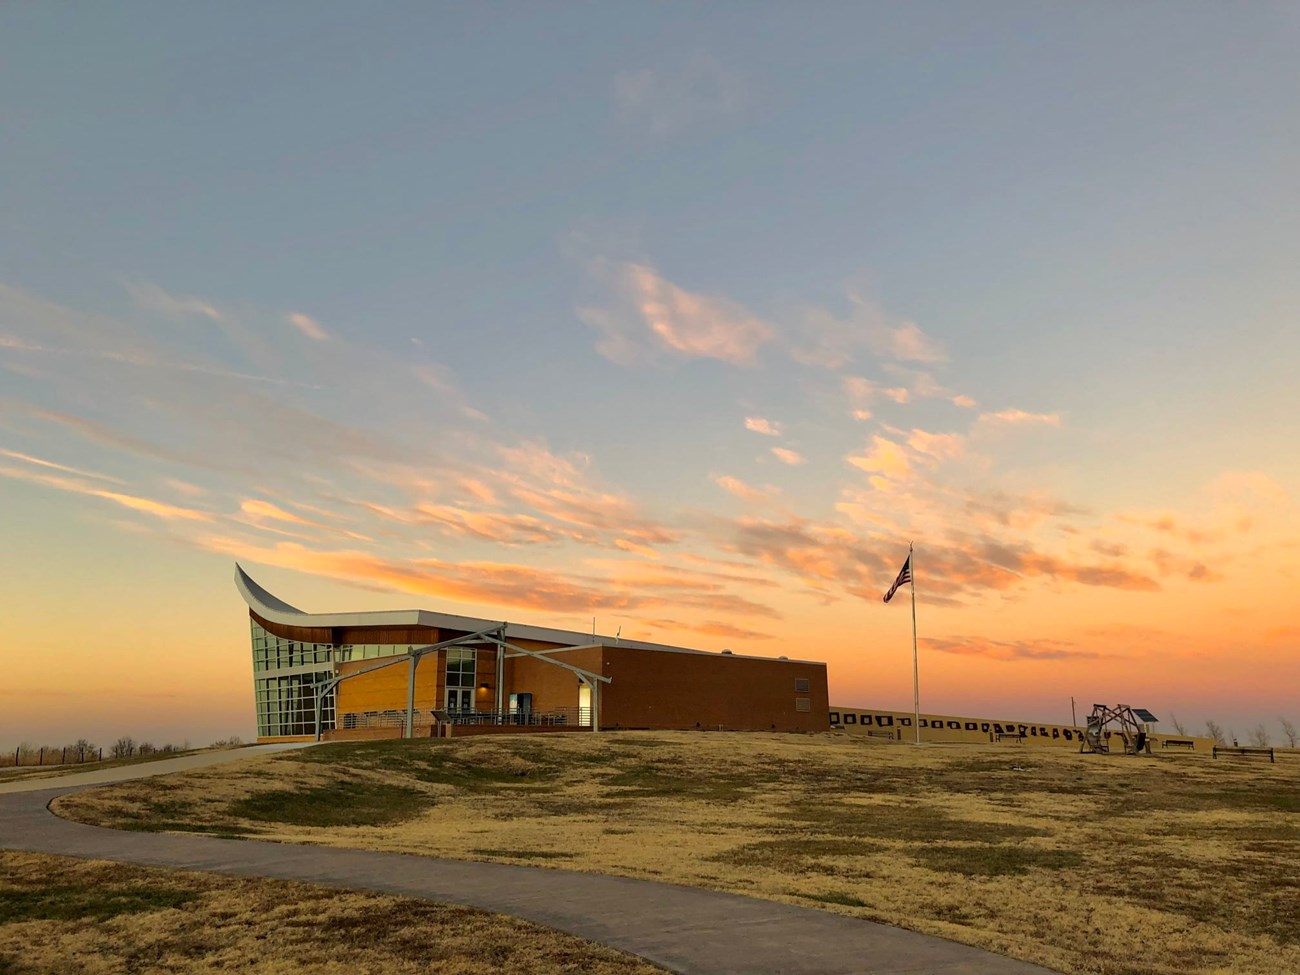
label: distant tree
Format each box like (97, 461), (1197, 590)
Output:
(110, 736), (136, 759)
(1248, 725), (1270, 748)
(137, 742), (155, 756)
(1169, 713), (1188, 735)
(1205, 720), (1226, 745)
(1280, 718), (1298, 749)
(209, 736), (244, 749)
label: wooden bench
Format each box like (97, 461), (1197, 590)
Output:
(863, 729), (896, 741)
(995, 732), (1026, 743)
(1213, 745), (1275, 763)
(1160, 739), (1196, 749)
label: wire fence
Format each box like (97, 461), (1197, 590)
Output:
(1, 745), (105, 768)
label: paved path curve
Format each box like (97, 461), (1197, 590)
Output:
(0, 746), (1060, 975)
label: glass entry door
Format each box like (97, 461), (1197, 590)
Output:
(445, 646), (476, 716)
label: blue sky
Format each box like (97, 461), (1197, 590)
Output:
(2, 3), (1298, 745)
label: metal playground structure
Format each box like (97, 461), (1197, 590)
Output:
(1080, 704), (1159, 755)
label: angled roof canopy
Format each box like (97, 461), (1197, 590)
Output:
(234, 563), (817, 663)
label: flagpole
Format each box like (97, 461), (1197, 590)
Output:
(910, 542), (919, 745)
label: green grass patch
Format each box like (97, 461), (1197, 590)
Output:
(230, 780), (427, 827)
(0, 884), (194, 923)
(912, 845), (1083, 877)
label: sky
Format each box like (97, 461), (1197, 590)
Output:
(2, 3), (1298, 749)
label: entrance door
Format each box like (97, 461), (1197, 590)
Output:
(446, 688), (472, 713)
(578, 684), (592, 728)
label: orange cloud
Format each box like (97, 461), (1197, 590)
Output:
(636, 618), (774, 642)
(846, 436), (912, 478)
(714, 475), (779, 502)
(906, 429), (965, 461)
(0, 448), (124, 484)
(287, 312), (330, 341)
(0, 464), (212, 522)
(978, 409), (1061, 427)
(583, 262), (774, 365)
(770, 447), (805, 466)
(921, 636), (1104, 662)
(201, 538), (779, 621)
(744, 416), (781, 436)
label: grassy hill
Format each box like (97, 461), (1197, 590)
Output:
(55, 731), (1300, 975)
(0, 851), (667, 975)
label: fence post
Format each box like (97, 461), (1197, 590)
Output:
(99, 747), (103, 762)
(13, 746), (18, 767)
(39, 747), (44, 766)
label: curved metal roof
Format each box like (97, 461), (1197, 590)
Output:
(233, 562), (822, 664)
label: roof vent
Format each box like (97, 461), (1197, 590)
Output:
(778, 656), (788, 660)
(721, 650), (733, 655)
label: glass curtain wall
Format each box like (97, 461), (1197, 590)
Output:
(250, 619), (335, 737)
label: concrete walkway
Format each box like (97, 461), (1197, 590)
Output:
(0, 743), (312, 795)
(0, 746), (1060, 975)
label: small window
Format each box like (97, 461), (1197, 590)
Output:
(899, 717), (912, 726)
(1051, 728), (1060, 739)
(795, 697), (811, 712)
(993, 723), (1004, 734)
(828, 711), (841, 724)
(795, 677), (811, 692)
(947, 721), (960, 730)
(845, 714), (857, 724)
(964, 722), (978, 731)
(981, 723), (990, 733)
(919, 719), (928, 728)
(1063, 730), (1073, 741)
(1030, 727), (1039, 736)
(876, 715), (893, 727)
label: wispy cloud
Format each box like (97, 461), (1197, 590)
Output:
(0, 447), (125, 484)
(126, 281), (224, 322)
(770, 447), (805, 466)
(287, 312), (330, 342)
(793, 290), (946, 368)
(978, 408), (1061, 428)
(0, 464), (212, 522)
(846, 435), (912, 479)
(582, 262), (774, 366)
(921, 636), (1105, 662)
(744, 416), (782, 437)
(199, 537), (779, 621)
(714, 474), (780, 502)
(614, 54), (744, 135)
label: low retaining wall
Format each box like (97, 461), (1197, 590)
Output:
(445, 724), (592, 738)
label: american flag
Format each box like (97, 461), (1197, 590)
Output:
(883, 555), (912, 603)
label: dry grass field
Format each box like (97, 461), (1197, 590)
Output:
(0, 851), (667, 975)
(55, 732), (1300, 975)
(0, 746), (236, 784)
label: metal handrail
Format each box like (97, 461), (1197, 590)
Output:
(337, 707), (592, 731)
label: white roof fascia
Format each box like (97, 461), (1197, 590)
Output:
(234, 563), (823, 666)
